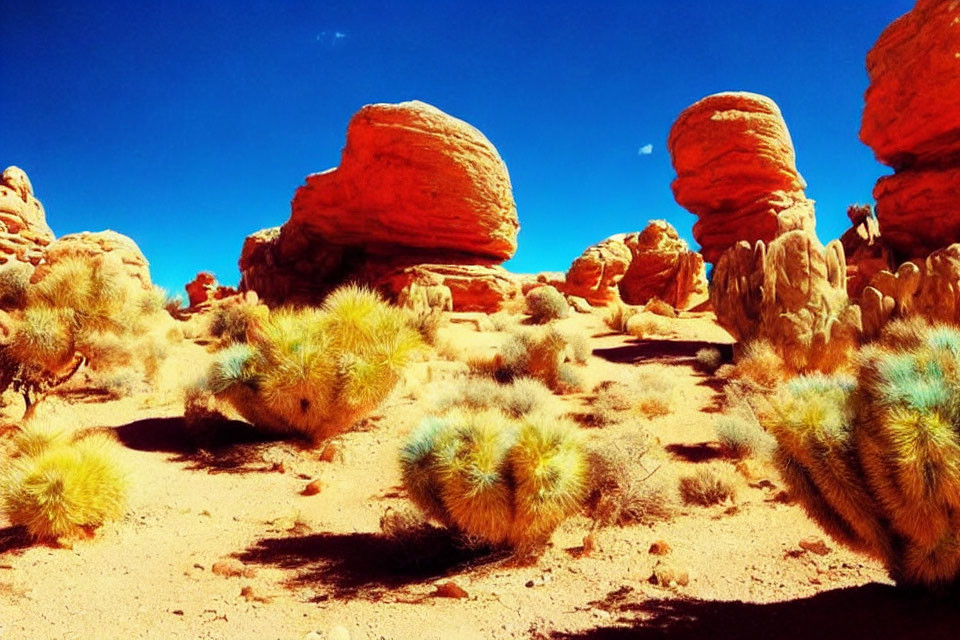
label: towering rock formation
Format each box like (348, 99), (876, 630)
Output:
(860, 0), (960, 260)
(0, 166), (55, 275)
(667, 92), (816, 264)
(239, 101), (521, 311)
(39, 230), (152, 289)
(840, 204), (893, 298)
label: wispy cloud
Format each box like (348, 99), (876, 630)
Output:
(638, 143), (654, 156)
(316, 30), (348, 47)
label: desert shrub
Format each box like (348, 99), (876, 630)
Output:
(400, 408), (587, 550)
(138, 285), (168, 315)
(679, 466), (738, 506)
(714, 410), (775, 459)
(695, 347), (724, 373)
(0, 256), (171, 412)
(763, 322), (960, 588)
(199, 285), (422, 442)
(555, 363), (586, 394)
(490, 312), (517, 332)
(588, 381), (633, 426)
(525, 286), (569, 324)
(587, 372), (675, 425)
(435, 376), (554, 418)
(1, 425), (127, 542)
(605, 304), (639, 334)
(566, 331), (591, 364)
(209, 301), (268, 345)
(584, 433), (672, 527)
(635, 371), (676, 418)
(627, 313), (670, 339)
(0, 263), (32, 309)
(489, 325), (587, 394)
(717, 340), (789, 392)
(403, 306), (446, 346)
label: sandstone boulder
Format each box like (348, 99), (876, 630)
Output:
(840, 204), (893, 298)
(860, 0), (960, 259)
(378, 264), (520, 313)
(620, 220), (708, 310)
(711, 230), (861, 373)
(668, 92), (816, 264)
(239, 102), (519, 311)
(38, 230), (151, 289)
(0, 166), (55, 274)
(185, 271), (237, 309)
(562, 236), (632, 306)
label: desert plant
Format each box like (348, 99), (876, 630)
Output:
(717, 340), (789, 392)
(695, 347), (724, 373)
(491, 325), (586, 393)
(679, 466), (738, 506)
(435, 376), (554, 419)
(627, 313), (670, 339)
(209, 301), (267, 345)
(403, 306), (446, 346)
(566, 331), (591, 364)
(0, 263), (32, 309)
(200, 286), (422, 442)
(400, 408), (587, 549)
(765, 323), (960, 588)
(605, 303), (639, 334)
(584, 433), (672, 527)
(714, 411), (775, 459)
(1, 428), (128, 542)
(525, 286), (569, 324)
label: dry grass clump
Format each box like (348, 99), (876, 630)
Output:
(403, 306), (446, 346)
(587, 371), (676, 425)
(604, 303), (639, 334)
(627, 313), (672, 339)
(489, 312), (519, 332)
(0, 263), (32, 309)
(209, 300), (268, 345)
(695, 346), (724, 373)
(1, 423), (128, 542)
(678, 465), (738, 506)
(196, 285), (422, 443)
(525, 286), (569, 324)
(566, 331), (591, 364)
(714, 410), (775, 459)
(484, 325), (587, 394)
(0, 256), (177, 412)
(716, 340), (789, 392)
(434, 376), (555, 418)
(635, 371), (676, 418)
(584, 433), (673, 527)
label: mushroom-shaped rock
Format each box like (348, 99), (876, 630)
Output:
(711, 230), (861, 373)
(39, 230), (152, 289)
(620, 220), (708, 310)
(562, 236), (632, 306)
(860, 0), (960, 259)
(0, 166), (55, 274)
(238, 101), (519, 311)
(668, 92), (816, 264)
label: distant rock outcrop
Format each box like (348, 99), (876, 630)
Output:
(667, 92), (816, 264)
(711, 230), (861, 372)
(37, 230), (152, 289)
(561, 236), (632, 306)
(185, 271), (237, 309)
(860, 0), (960, 260)
(239, 101), (519, 311)
(620, 220), (708, 310)
(0, 166), (55, 274)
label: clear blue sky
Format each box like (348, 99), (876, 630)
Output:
(1, 1), (912, 296)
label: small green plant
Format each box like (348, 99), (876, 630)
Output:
(679, 466), (738, 506)
(1, 425), (128, 542)
(765, 322), (960, 588)
(714, 411), (774, 459)
(200, 285), (422, 442)
(525, 286), (569, 324)
(400, 408), (587, 549)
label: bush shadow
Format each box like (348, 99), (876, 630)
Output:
(550, 582), (960, 640)
(237, 526), (506, 601)
(593, 340), (732, 367)
(113, 416), (290, 474)
(0, 526), (32, 555)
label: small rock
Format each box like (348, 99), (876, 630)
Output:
(582, 533), (597, 556)
(799, 538), (831, 556)
(319, 443), (339, 463)
(567, 296), (592, 314)
(211, 559), (256, 579)
(301, 480), (323, 496)
(649, 562), (689, 588)
(433, 581), (469, 599)
(648, 540), (671, 556)
(327, 625), (351, 640)
(303, 632), (323, 640)
(171, 610), (184, 616)
(240, 585), (272, 603)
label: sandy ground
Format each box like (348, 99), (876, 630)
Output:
(0, 310), (954, 640)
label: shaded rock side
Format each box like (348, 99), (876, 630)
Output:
(711, 230), (861, 372)
(0, 166), (55, 272)
(860, 0), (960, 259)
(840, 204), (893, 299)
(620, 220), (708, 310)
(561, 236), (632, 306)
(668, 92), (816, 264)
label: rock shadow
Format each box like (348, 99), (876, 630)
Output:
(112, 416), (290, 474)
(237, 526), (506, 600)
(549, 583), (959, 640)
(664, 442), (726, 463)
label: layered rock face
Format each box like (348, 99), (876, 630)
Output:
(711, 230), (861, 372)
(668, 92), (816, 264)
(40, 230), (152, 289)
(561, 236), (632, 306)
(0, 166), (55, 273)
(840, 204), (893, 298)
(620, 220), (708, 309)
(860, 0), (960, 259)
(185, 271), (237, 309)
(240, 101), (519, 311)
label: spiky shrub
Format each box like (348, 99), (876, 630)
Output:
(525, 286), (569, 324)
(493, 326), (586, 393)
(1, 427), (128, 542)
(584, 433), (672, 527)
(435, 376), (554, 419)
(714, 412), (775, 459)
(203, 285), (422, 442)
(0, 263), (32, 309)
(695, 347), (724, 373)
(400, 409), (587, 549)
(209, 300), (268, 344)
(679, 466), (738, 506)
(766, 324), (960, 588)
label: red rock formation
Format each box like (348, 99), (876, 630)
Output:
(860, 0), (960, 259)
(840, 205), (893, 298)
(620, 220), (708, 310)
(0, 166), (55, 274)
(668, 92), (816, 264)
(239, 101), (519, 312)
(377, 264), (520, 313)
(185, 271), (237, 308)
(39, 230), (151, 289)
(561, 236), (632, 306)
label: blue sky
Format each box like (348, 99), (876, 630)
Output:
(1, 1), (912, 295)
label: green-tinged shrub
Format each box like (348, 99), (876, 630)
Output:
(493, 325), (585, 393)
(525, 286), (569, 324)
(209, 301), (268, 344)
(714, 411), (775, 459)
(695, 347), (724, 373)
(201, 285), (422, 442)
(435, 376), (555, 419)
(400, 408), (587, 549)
(1, 426), (127, 542)
(765, 323), (960, 589)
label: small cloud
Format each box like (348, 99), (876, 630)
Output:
(638, 143), (654, 156)
(316, 30), (348, 47)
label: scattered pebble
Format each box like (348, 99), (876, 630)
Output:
(648, 540), (671, 556)
(301, 480), (323, 496)
(799, 538), (831, 556)
(211, 559), (256, 579)
(432, 581), (469, 599)
(649, 562), (690, 588)
(240, 585), (271, 603)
